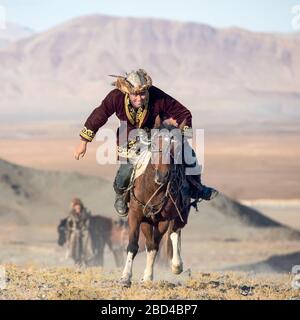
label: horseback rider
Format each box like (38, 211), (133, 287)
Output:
(74, 69), (218, 217)
(66, 197), (94, 265)
(67, 197), (91, 230)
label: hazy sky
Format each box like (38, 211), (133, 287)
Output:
(0, 0), (299, 33)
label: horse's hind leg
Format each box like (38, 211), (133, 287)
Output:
(170, 229), (183, 274)
(112, 247), (125, 268)
(156, 228), (172, 268)
(106, 238), (124, 268)
(93, 242), (105, 267)
(120, 211), (141, 287)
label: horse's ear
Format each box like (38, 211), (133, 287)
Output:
(154, 115), (161, 128)
(179, 118), (187, 130)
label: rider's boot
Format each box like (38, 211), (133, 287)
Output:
(187, 174), (219, 200)
(113, 163), (134, 218)
(184, 146), (219, 201)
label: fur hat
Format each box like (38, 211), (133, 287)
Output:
(70, 197), (83, 208)
(109, 69), (152, 94)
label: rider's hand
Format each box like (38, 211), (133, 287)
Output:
(163, 118), (178, 127)
(74, 139), (88, 160)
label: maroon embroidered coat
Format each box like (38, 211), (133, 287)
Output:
(79, 86), (192, 148)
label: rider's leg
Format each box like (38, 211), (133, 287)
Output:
(113, 163), (134, 217)
(183, 140), (218, 201)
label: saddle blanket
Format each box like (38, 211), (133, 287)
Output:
(130, 148), (152, 181)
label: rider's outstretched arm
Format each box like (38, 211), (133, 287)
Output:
(79, 89), (119, 142)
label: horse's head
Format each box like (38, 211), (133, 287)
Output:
(151, 115), (186, 185)
(57, 218), (67, 246)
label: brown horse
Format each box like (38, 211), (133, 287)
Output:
(58, 215), (129, 267)
(120, 116), (191, 286)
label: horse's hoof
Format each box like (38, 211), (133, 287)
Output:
(171, 264), (183, 275)
(119, 278), (131, 288)
(141, 276), (153, 283)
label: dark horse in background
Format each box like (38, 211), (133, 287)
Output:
(57, 215), (128, 267)
(58, 214), (171, 268)
(120, 115), (191, 287)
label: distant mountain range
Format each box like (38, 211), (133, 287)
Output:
(0, 15), (299, 131)
(0, 22), (33, 48)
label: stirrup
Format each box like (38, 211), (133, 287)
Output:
(189, 198), (202, 212)
(117, 211), (128, 218)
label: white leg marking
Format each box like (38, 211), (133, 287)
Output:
(121, 252), (134, 281)
(142, 250), (157, 282)
(170, 230), (183, 274)
(65, 248), (70, 260)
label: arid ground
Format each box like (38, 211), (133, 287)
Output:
(1, 265), (298, 300)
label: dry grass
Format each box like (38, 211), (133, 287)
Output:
(1, 264), (299, 300)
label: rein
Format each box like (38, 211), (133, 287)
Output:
(130, 152), (185, 223)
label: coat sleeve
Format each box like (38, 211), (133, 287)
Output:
(79, 90), (118, 142)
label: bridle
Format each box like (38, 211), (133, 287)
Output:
(129, 130), (185, 222)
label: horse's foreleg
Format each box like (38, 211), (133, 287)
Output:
(170, 229), (183, 274)
(142, 220), (170, 281)
(143, 249), (157, 281)
(121, 251), (134, 287)
(141, 222), (157, 282)
(120, 212), (141, 287)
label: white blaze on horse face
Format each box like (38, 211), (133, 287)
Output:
(143, 250), (157, 282)
(170, 231), (183, 272)
(122, 252), (134, 281)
